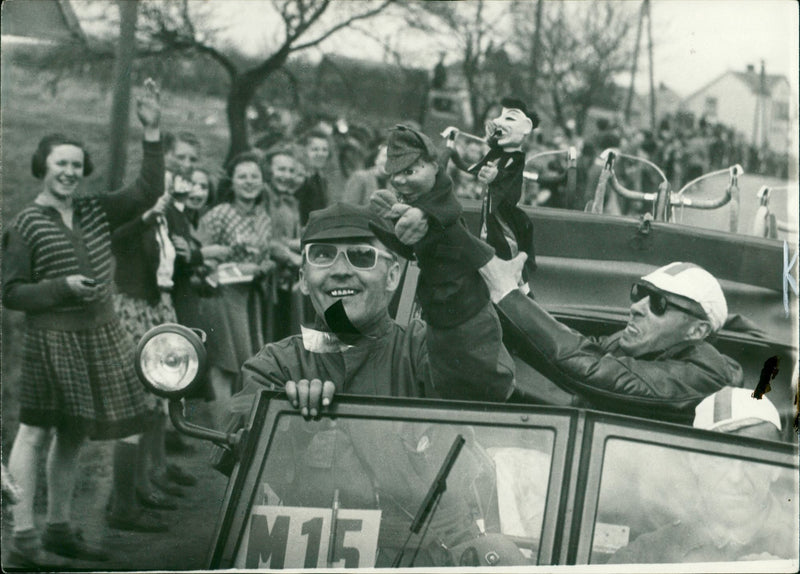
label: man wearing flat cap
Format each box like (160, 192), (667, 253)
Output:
(226, 201), (515, 425)
(221, 202), (519, 566)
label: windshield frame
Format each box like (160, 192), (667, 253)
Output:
(569, 410), (798, 566)
(209, 392), (577, 568)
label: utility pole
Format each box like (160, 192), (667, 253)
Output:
(529, 0), (544, 99)
(760, 60), (769, 150)
(624, 0), (656, 131)
(752, 60), (768, 150)
(646, 0), (656, 131)
(108, 0), (139, 189)
(624, 0), (645, 123)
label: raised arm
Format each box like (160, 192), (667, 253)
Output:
(101, 79), (165, 229)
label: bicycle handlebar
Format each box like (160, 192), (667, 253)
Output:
(597, 150), (741, 230)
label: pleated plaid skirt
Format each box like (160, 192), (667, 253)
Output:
(19, 319), (148, 440)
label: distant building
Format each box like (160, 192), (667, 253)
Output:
(629, 82), (684, 128)
(681, 64), (793, 153)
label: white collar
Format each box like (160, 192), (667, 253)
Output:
(301, 325), (354, 353)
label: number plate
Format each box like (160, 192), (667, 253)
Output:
(235, 505), (381, 569)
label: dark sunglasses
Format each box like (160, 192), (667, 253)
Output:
(630, 282), (708, 321)
(304, 243), (393, 270)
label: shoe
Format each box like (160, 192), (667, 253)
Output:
(107, 510), (168, 533)
(42, 524), (110, 561)
(151, 472), (186, 497)
(165, 431), (196, 454)
(136, 488), (179, 511)
(166, 463), (198, 487)
(8, 541), (70, 569)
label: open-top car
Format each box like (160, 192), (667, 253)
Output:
(134, 154), (799, 569)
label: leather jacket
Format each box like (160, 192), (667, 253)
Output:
(496, 291), (744, 425)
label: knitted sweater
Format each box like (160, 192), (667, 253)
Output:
(2, 139), (164, 330)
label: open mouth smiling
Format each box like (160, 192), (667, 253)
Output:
(327, 288), (359, 298)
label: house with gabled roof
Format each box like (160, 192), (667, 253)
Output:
(681, 64), (793, 153)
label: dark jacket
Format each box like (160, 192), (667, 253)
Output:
(164, 203), (203, 322)
(469, 147), (536, 272)
(112, 215), (164, 305)
(295, 172), (329, 226)
(494, 291), (743, 425)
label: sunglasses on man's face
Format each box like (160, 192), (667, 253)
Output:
(304, 243), (394, 270)
(630, 282), (708, 321)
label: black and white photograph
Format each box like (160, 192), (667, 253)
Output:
(1, 0), (798, 571)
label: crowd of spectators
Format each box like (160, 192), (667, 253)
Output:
(494, 113), (793, 214)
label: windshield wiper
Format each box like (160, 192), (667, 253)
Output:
(392, 434), (466, 568)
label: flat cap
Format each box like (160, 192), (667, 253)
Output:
(302, 202), (390, 246)
(385, 124), (438, 174)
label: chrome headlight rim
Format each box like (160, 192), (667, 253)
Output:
(134, 323), (207, 399)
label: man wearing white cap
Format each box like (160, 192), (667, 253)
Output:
(608, 386), (793, 565)
(477, 257), (743, 424)
(693, 386), (783, 441)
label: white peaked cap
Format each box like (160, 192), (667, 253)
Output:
(640, 262), (727, 331)
(694, 386), (782, 432)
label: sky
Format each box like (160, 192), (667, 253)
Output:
(62, 0), (799, 100)
(645, 0), (798, 97)
(220, 0), (799, 100)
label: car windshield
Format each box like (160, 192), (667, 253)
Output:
(591, 439), (799, 565)
(233, 412), (558, 569)
(212, 396), (799, 570)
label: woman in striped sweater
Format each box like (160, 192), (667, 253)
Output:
(2, 80), (165, 568)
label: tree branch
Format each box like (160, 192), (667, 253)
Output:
(291, 0), (393, 52)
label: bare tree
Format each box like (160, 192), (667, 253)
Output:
(512, 0), (637, 135)
(404, 0), (512, 132)
(115, 0), (392, 162)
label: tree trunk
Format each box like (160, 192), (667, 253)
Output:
(108, 0), (138, 189)
(465, 72), (483, 134)
(550, 87), (566, 133)
(225, 77), (252, 164)
(224, 48), (292, 164)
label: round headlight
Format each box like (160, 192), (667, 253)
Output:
(135, 324), (207, 398)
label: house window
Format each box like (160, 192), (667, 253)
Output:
(704, 96), (718, 117)
(773, 101), (789, 122)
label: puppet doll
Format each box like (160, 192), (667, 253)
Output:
(448, 98), (539, 277)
